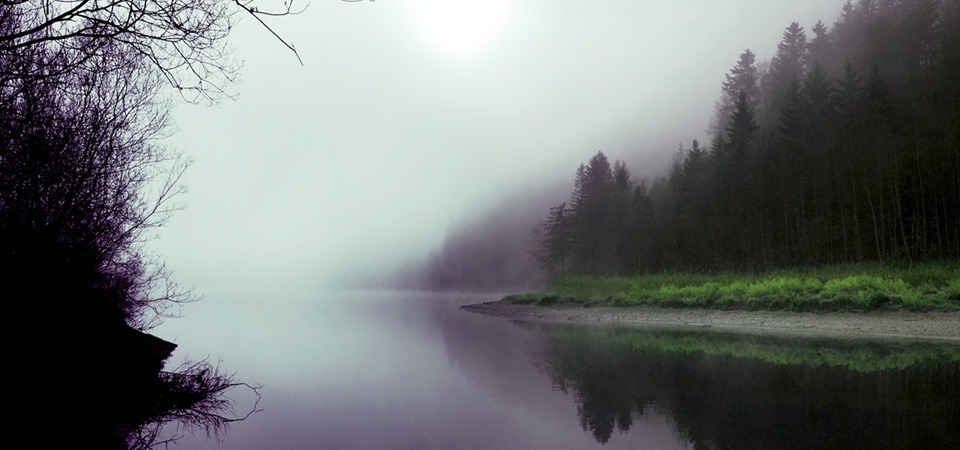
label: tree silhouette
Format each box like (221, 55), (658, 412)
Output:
(0, 0), (326, 446)
(539, 203), (571, 273)
(0, 39), (190, 330)
(712, 49), (762, 138)
(807, 20), (835, 70)
(0, 0), (306, 102)
(570, 152), (615, 273)
(766, 22), (809, 116)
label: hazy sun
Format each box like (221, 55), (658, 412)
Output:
(404, 0), (512, 58)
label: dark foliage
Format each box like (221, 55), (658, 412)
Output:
(0, 0), (296, 447)
(541, 326), (960, 448)
(532, 151), (645, 275)
(535, 0), (960, 274)
(0, 0), (304, 102)
(0, 32), (188, 333)
(538, 203), (571, 272)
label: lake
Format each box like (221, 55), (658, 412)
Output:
(155, 290), (960, 449)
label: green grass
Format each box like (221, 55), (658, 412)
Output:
(505, 260), (960, 311)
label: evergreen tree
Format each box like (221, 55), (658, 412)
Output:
(725, 91), (759, 160)
(835, 61), (864, 126)
(711, 49), (762, 140)
(611, 159), (635, 273)
(613, 160), (631, 192)
(864, 64), (894, 131)
(807, 20), (835, 71)
(683, 139), (708, 176)
(803, 61), (836, 142)
(772, 22), (809, 79)
(630, 180), (656, 271)
(766, 22), (809, 115)
(571, 152), (615, 214)
(530, 0), (960, 274)
(833, 0), (861, 51)
(777, 76), (805, 147)
(858, 0), (879, 18)
(570, 152), (616, 273)
(540, 203), (571, 273)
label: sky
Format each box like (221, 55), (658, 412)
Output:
(156, 0), (846, 294)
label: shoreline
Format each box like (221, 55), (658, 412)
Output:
(462, 300), (960, 342)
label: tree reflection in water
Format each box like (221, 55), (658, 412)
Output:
(1, 325), (259, 450)
(535, 324), (960, 449)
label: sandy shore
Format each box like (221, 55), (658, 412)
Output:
(463, 300), (960, 342)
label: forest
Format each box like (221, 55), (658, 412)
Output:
(531, 0), (960, 276)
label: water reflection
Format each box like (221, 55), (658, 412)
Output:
(531, 323), (960, 448)
(160, 291), (690, 449)
(159, 292), (960, 449)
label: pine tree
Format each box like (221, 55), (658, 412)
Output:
(540, 203), (571, 273)
(777, 77), (804, 144)
(613, 159), (630, 192)
(726, 91), (759, 159)
(631, 180), (656, 271)
(766, 22), (809, 114)
(807, 20), (835, 71)
(803, 61), (836, 139)
(773, 22), (809, 78)
(835, 60), (864, 127)
(711, 49), (762, 140)
(723, 49), (763, 110)
(683, 139), (708, 175)
(569, 151), (615, 273)
(864, 64), (894, 131)
(571, 152), (614, 214)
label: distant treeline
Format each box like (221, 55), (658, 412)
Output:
(533, 0), (960, 275)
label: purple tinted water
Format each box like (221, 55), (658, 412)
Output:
(154, 291), (686, 449)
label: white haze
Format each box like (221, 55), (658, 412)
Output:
(155, 0), (844, 295)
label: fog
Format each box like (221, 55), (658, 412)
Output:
(155, 0), (844, 294)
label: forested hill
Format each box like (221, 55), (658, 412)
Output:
(533, 0), (960, 275)
(390, 0), (960, 291)
(382, 178), (572, 292)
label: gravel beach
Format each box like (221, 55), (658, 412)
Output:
(463, 300), (960, 342)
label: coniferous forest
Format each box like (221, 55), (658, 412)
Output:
(532, 0), (960, 276)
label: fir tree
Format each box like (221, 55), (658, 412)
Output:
(766, 22), (809, 114)
(540, 203), (571, 273)
(807, 20), (835, 70)
(711, 49), (762, 139)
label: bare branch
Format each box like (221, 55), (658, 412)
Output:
(126, 358), (263, 449)
(235, 0), (303, 66)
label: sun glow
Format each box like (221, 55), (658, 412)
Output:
(404, 0), (513, 58)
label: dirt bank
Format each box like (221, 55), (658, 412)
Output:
(463, 300), (960, 342)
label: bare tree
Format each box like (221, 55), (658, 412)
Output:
(0, 1), (377, 446)
(129, 359), (263, 449)
(0, 0), (307, 102)
(0, 32), (195, 328)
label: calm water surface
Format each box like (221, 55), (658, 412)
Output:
(156, 290), (960, 449)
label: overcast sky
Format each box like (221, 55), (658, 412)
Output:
(156, 0), (845, 293)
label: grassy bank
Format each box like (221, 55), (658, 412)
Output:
(506, 261), (960, 311)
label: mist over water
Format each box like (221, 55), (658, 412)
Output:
(154, 289), (960, 449)
(155, 291), (689, 449)
(8, 0), (960, 447)
(157, 0), (847, 291)
(147, 0), (960, 447)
